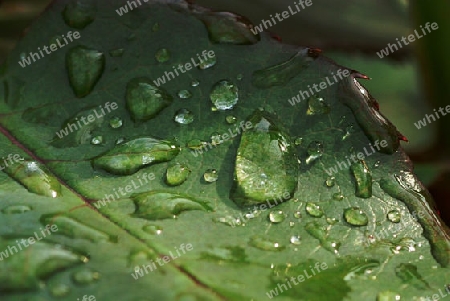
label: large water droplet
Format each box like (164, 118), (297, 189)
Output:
(305, 202), (324, 218)
(155, 48), (170, 63)
(109, 116), (123, 128)
(90, 135), (103, 145)
(231, 110), (297, 207)
(306, 95), (330, 115)
(1, 205), (32, 214)
(252, 48), (319, 89)
(249, 236), (284, 251)
(66, 46), (105, 97)
(92, 137), (180, 175)
(126, 77), (173, 121)
(203, 169), (219, 183)
(387, 210), (401, 223)
(174, 109), (194, 125)
(165, 163), (190, 186)
(3, 161), (61, 197)
(199, 55), (217, 70)
(344, 207), (368, 226)
(132, 191), (211, 220)
(351, 160), (372, 198)
(62, 0), (96, 29)
(210, 80), (239, 110)
(268, 210), (286, 223)
(306, 141), (324, 164)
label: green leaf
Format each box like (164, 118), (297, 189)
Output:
(0, 0), (449, 300)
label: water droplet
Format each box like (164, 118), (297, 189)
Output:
(305, 202), (324, 218)
(143, 224), (163, 235)
(187, 139), (207, 150)
(132, 191), (211, 220)
(306, 95), (330, 115)
(203, 169), (218, 183)
(226, 115), (237, 124)
(236, 74), (243, 80)
(231, 110), (297, 207)
(344, 207), (368, 226)
(152, 22), (160, 32)
(213, 215), (242, 227)
(155, 48), (170, 63)
(49, 283), (70, 297)
(197, 11), (259, 45)
(289, 221), (295, 227)
(294, 137), (303, 145)
(325, 176), (335, 187)
(306, 141), (324, 164)
(72, 269), (100, 285)
(268, 210), (286, 223)
(92, 137), (180, 175)
(376, 291), (401, 301)
(293, 211), (302, 219)
(109, 48), (124, 57)
(165, 163), (191, 186)
(290, 235), (301, 245)
(326, 217), (338, 225)
(90, 135), (103, 145)
(210, 132), (223, 145)
(252, 49), (318, 88)
(3, 161), (61, 197)
(342, 125), (354, 140)
(126, 77), (173, 121)
(62, 0), (96, 29)
(116, 137), (126, 144)
(174, 109), (194, 125)
(249, 236), (285, 251)
(177, 89), (192, 99)
(351, 160), (372, 198)
(66, 46), (105, 98)
(191, 80), (200, 87)
(333, 193), (344, 201)
(109, 116), (123, 129)
(1, 205), (32, 214)
(210, 80), (239, 110)
(199, 55), (216, 70)
(374, 160), (381, 168)
(387, 210), (401, 223)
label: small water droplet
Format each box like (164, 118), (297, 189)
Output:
(191, 80), (200, 87)
(374, 160), (381, 168)
(210, 80), (239, 110)
(155, 48), (170, 63)
(91, 135), (103, 145)
(293, 211), (302, 219)
(290, 235), (301, 245)
(1, 205), (32, 214)
(294, 137), (303, 145)
(306, 95), (330, 115)
(306, 141), (324, 164)
(72, 269), (100, 285)
(143, 224), (163, 235)
(210, 132), (223, 145)
(268, 210), (286, 223)
(342, 125), (354, 140)
(376, 291), (401, 301)
(177, 89), (192, 99)
(214, 216), (241, 227)
(326, 217), (338, 225)
(332, 193), (344, 201)
(236, 74), (243, 80)
(249, 236), (285, 251)
(325, 176), (335, 187)
(305, 202), (324, 218)
(165, 163), (191, 186)
(204, 169), (218, 183)
(387, 210), (401, 223)
(174, 109), (194, 124)
(109, 116), (123, 128)
(289, 221), (295, 227)
(49, 283), (70, 297)
(62, 0), (96, 29)
(344, 207), (368, 226)
(115, 137), (126, 144)
(199, 55), (216, 70)
(226, 115), (237, 124)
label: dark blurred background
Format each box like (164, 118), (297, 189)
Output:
(0, 0), (449, 225)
